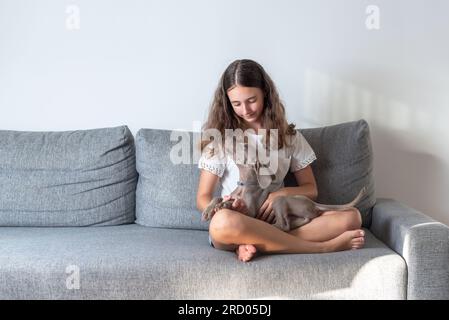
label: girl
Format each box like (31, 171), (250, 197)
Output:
(196, 59), (364, 262)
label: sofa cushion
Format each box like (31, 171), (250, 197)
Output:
(0, 125), (137, 226)
(284, 119), (376, 227)
(0, 224), (406, 299)
(135, 129), (219, 230)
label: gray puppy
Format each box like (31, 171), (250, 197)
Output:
(201, 143), (365, 231)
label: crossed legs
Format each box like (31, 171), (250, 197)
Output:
(209, 208), (365, 262)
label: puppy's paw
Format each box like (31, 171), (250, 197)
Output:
(201, 209), (210, 221)
(202, 197), (223, 221)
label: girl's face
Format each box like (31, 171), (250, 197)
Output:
(227, 85), (265, 129)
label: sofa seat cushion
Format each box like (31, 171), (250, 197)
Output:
(0, 224), (406, 299)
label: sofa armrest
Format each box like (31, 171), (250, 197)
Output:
(370, 198), (449, 299)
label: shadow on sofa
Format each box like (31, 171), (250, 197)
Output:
(0, 119), (447, 299)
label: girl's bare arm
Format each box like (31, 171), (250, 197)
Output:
(196, 170), (220, 212)
(274, 165), (318, 201)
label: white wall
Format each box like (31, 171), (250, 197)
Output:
(1, 0), (448, 225)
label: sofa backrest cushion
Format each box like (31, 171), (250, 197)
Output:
(284, 119), (376, 227)
(135, 119), (376, 230)
(0, 125), (137, 226)
(135, 129), (220, 230)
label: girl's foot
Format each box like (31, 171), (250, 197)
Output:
(327, 229), (365, 252)
(235, 244), (258, 262)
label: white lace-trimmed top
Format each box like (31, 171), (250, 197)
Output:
(198, 131), (317, 197)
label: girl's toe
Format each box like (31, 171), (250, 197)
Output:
(246, 244), (257, 253)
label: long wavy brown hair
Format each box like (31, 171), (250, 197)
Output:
(200, 59), (297, 155)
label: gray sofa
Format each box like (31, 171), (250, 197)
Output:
(0, 119), (448, 300)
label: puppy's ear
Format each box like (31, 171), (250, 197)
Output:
(255, 161), (273, 189)
(223, 142), (233, 159)
(254, 159), (260, 173)
(224, 140), (249, 163)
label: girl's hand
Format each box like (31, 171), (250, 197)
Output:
(256, 192), (281, 224)
(223, 195), (249, 215)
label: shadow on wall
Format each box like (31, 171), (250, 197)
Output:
(301, 68), (440, 132)
(300, 68), (449, 226)
(371, 123), (448, 225)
